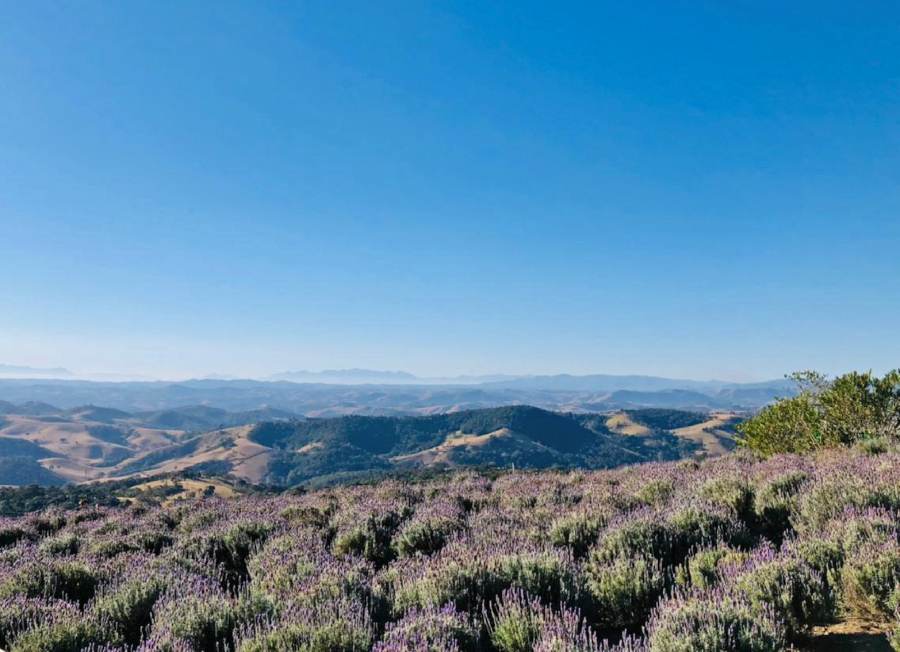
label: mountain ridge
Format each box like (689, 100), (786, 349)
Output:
(0, 376), (792, 414)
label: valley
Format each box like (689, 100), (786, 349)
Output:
(0, 401), (741, 488)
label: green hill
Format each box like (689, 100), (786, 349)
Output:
(249, 405), (705, 486)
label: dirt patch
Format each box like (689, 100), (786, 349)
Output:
(803, 620), (892, 651)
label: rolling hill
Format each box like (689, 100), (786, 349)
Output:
(0, 402), (742, 488)
(0, 403), (299, 486)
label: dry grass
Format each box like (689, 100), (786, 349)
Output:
(391, 428), (514, 466)
(605, 413), (652, 436)
(126, 477), (238, 505)
(671, 412), (739, 456)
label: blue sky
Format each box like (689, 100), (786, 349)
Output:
(1, 2), (898, 381)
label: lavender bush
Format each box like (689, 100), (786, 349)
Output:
(0, 446), (893, 650)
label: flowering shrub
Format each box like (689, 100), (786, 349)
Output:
(729, 548), (830, 638)
(676, 546), (747, 590)
(752, 469), (808, 542)
(644, 589), (786, 652)
(585, 554), (667, 629)
(549, 509), (609, 559)
(373, 603), (478, 652)
(0, 447), (893, 650)
(697, 477), (754, 523)
(234, 597), (374, 652)
(486, 588), (600, 652)
(393, 500), (465, 558)
(842, 540), (900, 620)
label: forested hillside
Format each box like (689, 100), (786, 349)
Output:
(247, 406), (733, 486)
(0, 404), (738, 488)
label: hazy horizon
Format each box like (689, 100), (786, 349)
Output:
(3, 3), (898, 382)
(0, 360), (845, 385)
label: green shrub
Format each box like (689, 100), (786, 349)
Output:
(131, 529), (174, 554)
(737, 370), (900, 456)
(87, 538), (138, 559)
(393, 548), (577, 616)
(392, 557), (497, 615)
(677, 547), (747, 590)
(549, 511), (607, 558)
(40, 534), (80, 556)
(753, 471), (808, 542)
(496, 552), (581, 608)
(736, 394), (824, 456)
(786, 538), (843, 617)
(842, 542), (900, 620)
(585, 553), (667, 629)
(375, 604), (478, 651)
(393, 517), (460, 557)
(590, 518), (672, 566)
(237, 620), (373, 652)
(588, 504), (740, 570)
(235, 599), (373, 652)
(733, 554), (830, 638)
(635, 480), (675, 507)
(11, 619), (106, 652)
(646, 591), (786, 652)
(92, 578), (166, 646)
(487, 589), (544, 652)
(27, 513), (67, 535)
(180, 521), (272, 588)
(856, 437), (891, 455)
(0, 526), (26, 549)
(333, 511), (404, 566)
(698, 477), (754, 523)
(0, 562), (100, 605)
(280, 504), (333, 529)
(666, 504), (748, 562)
(0, 597), (79, 649)
(795, 479), (900, 546)
(153, 592), (238, 652)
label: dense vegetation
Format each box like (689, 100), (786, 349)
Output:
(250, 407), (702, 487)
(0, 481), (126, 516)
(622, 409), (708, 432)
(0, 445), (896, 650)
(737, 370), (900, 456)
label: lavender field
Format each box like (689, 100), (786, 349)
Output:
(0, 446), (898, 651)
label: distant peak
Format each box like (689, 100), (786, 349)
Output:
(0, 363), (73, 378)
(268, 369), (419, 384)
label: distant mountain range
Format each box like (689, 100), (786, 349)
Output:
(268, 369), (526, 385)
(0, 374), (792, 415)
(268, 369), (421, 384)
(0, 364), (73, 379)
(265, 369), (789, 391)
(0, 400), (299, 430)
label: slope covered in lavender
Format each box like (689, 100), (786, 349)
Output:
(0, 446), (897, 651)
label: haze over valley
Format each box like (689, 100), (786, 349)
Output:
(0, 369), (792, 415)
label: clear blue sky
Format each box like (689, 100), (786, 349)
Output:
(2, 2), (898, 381)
